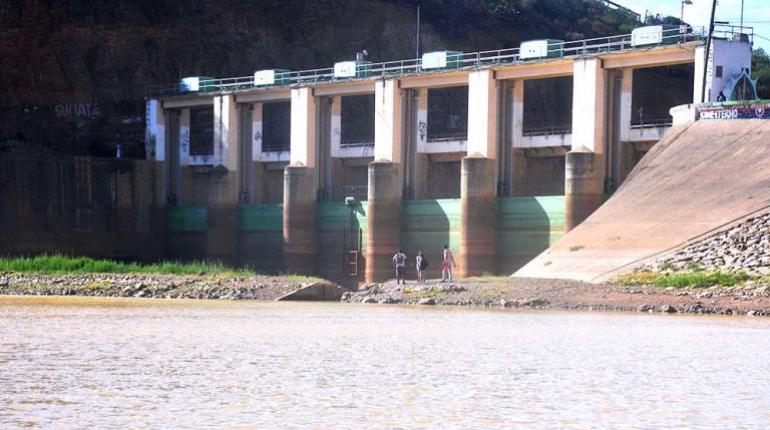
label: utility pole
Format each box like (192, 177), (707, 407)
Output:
(680, 0), (692, 25)
(700, 0), (718, 103)
(740, 0), (745, 30)
(416, 5), (421, 59)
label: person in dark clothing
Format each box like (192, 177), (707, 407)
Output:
(393, 249), (407, 285)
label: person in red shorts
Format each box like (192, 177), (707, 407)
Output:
(441, 244), (455, 282)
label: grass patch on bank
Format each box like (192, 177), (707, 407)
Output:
(0, 254), (254, 277)
(619, 269), (752, 289)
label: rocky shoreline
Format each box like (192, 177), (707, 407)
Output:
(649, 211), (770, 275)
(341, 277), (770, 316)
(4, 272), (770, 317)
(0, 272), (323, 301)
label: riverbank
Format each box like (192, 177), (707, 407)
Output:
(4, 271), (770, 316)
(342, 277), (770, 316)
(0, 272), (323, 301)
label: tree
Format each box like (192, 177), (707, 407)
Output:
(752, 48), (770, 99)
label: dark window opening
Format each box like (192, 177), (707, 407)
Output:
(716, 65), (723, 78)
(427, 86), (468, 141)
(632, 64), (694, 128)
(189, 106), (214, 156)
(341, 95), (374, 146)
(522, 76), (573, 136)
(262, 101), (290, 152)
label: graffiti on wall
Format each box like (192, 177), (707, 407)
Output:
(54, 102), (101, 118)
(699, 103), (770, 120)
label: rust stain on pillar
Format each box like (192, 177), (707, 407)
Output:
(458, 155), (497, 278)
(365, 161), (401, 283)
(283, 164), (316, 274)
(565, 150), (603, 232)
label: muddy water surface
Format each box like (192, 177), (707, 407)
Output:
(1, 296), (769, 429)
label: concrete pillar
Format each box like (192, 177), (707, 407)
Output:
(459, 70), (499, 277)
(366, 161), (402, 283)
(213, 94), (239, 170)
(374, 80), (402, 162)
(693, 44), (710, 103)
(412, 88), (429, 199)
(511, 80), (524, 145)
(366, 80), (403, 283)
(565, 149), (603, 232)
(249, 103), (265, 203)
(458, 155), (497, 277)
(209, 95), (241, 263)
(618, 68), (633, 143)
(145, 99), (166, 161)
(178, 109), (191, 166)
(510, 82), (526, 197)
(467, 70), (498, 159)
(566, 58), (606, 231)
(283, 88), (317, 274)
(511, 148), (527, 196)
(571, 58), (606, 153)
(290, 87), (317, 168)
(283, 165), (316, 273)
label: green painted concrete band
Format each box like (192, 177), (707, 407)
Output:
(167, 206), (207, 232)
(239, 204), (283, 231)
(401, 198), (462, 252)
(175, 196), (565, 275)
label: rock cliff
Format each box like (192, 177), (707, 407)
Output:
(0, 0), (640, 157)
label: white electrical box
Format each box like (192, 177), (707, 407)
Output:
(253, 69), (290, 86)
(519, 40), (563, 60)
(421, 51), (462, 70)
(334, 61), (370, 78)
(631, 26), (664, 46)
(179, 76), (214, 92)
(334, 61), (357, 78)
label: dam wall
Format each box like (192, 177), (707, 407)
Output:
(162, 195), (564, 280)
(0, 154), (564, 281)
(0, 155), (166, 261)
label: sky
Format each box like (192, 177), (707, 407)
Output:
(611, 0), (770, 52)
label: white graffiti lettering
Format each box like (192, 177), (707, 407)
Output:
(54, 102), (101, 118)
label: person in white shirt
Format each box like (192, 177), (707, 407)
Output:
(416, 250), (426, 283)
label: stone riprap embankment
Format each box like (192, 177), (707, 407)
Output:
(649, 211), (770, 275)
(0, 273), (327, 301)
(342, 277), (770, 316)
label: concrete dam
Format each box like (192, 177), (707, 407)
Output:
(1, 25), (760, 284)
(516, 117), (770, 282)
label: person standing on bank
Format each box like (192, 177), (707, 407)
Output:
(441, 245), (455, 282)
(416, 251), (427, 283)
(393, 249), (407, 286)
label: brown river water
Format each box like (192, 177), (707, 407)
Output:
(1, 296), (769, 429)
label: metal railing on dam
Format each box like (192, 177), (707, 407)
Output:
(147, 27), (710, 97)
